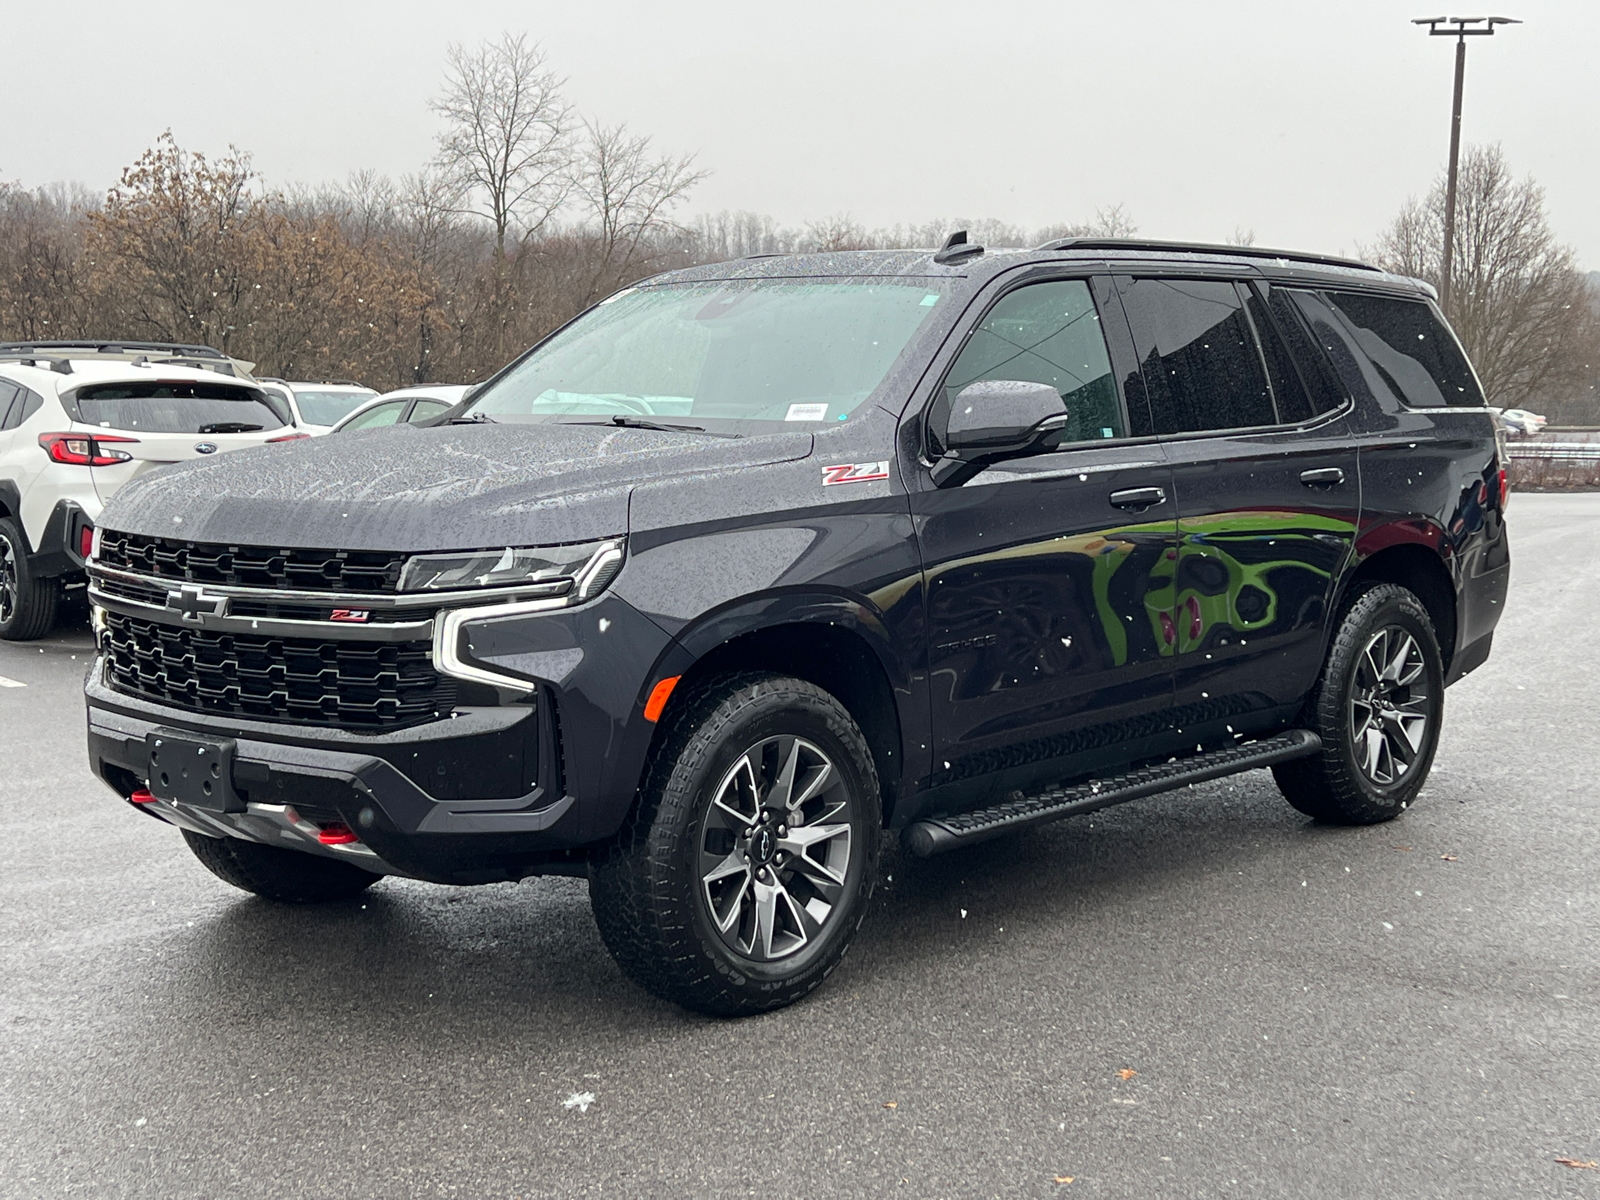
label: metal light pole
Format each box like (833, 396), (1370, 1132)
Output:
(1413, 16), (1520, 315)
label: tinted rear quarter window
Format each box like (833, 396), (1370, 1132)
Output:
(0, 382), (18, 430)
(72, 383), (287, 434)
(1325, 291), (1485, 407)
(1119, 278), (1275, 433)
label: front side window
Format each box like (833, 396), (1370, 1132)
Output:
(1120, 278), (1275, 434)
(71, 383), (287, 434)
(343, 402), (406, 430)
(466, 278), (952, 432)
(932, 279), (1122, 453)
(1325, 291), (1485, 407)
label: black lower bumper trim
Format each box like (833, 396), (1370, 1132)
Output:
(903, 729), (1322, 858)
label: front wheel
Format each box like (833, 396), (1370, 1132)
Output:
(1273, 583), (1445, 825)
(589, 673), (881, 1016)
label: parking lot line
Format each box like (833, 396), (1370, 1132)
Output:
(0, 675), (26, 688)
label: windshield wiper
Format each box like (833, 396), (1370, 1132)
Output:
(448, 411), (498, 424)
(567, 416), (741, 438)
(197, 422), (263, 434)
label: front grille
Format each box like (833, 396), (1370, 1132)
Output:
(97, 531), (407, 594)
(103, 612), (454, 730)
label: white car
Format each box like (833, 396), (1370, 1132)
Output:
(330, 384), (472, 432)
(258, 380), (378, 435)
(0, 344), (302, 639)
(1498, 408), (1547, 436)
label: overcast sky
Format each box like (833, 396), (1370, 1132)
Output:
(3, 0), (1594, 266)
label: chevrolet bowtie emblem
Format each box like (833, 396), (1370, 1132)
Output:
(166, 584), (227, 623)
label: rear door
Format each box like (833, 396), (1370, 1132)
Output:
(1115, 274), (1360, 740)
(74, 380), (292, 505)
(912, 275), (1178, 808)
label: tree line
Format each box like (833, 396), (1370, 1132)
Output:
(0, 33), (1595, 420)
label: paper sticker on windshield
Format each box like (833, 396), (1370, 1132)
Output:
(786, 403), (828, 421)
(822, 461), (890, 486)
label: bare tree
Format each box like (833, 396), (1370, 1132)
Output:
(1034, 203), (1139, 245)
(1371, 144), (1600, 410)
(572, 119), (706, 303)
(431, 32), (574, 356)
(1228, 226), (1257, 247)
(802, 213), (871, 252)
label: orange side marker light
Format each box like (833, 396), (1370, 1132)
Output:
(644, 676), (681, 723)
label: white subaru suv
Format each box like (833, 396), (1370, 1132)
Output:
(0, 342), (303, 640)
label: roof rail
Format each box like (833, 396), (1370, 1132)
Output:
(1035, 237), (1379, 273)
(0, 339), (230, 358)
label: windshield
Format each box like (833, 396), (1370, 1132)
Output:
(464, 279), (951, 429)
(295, 389), (376, 425)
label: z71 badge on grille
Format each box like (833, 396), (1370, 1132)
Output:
(821, 461), (890, 486)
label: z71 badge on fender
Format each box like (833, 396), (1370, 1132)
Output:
(822, 461), (890, 486)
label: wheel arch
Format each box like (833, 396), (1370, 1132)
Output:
(1338, 530), (1458, 674)
(648, 594), (912, 827)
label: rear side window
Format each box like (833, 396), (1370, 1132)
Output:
(1265, 288), (1348, 415)
(70, 382), (287, 434)
(1325, 291), (1485, 407)
(0, 382), (18, 430)
(1119, 278), (1274, 433)
(1242, 287), (1313, 423)
(933, 279), (1124, 453)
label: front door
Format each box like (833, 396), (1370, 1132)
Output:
(1115, 276), (1361, 740)
(912, 277), (1178, 811)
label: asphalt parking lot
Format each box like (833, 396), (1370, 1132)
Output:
(2, 492), (1597, 1199)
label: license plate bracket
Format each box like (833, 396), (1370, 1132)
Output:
(146, 730), (242, 813)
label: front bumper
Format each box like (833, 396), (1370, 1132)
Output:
(86, 661), (586, 884)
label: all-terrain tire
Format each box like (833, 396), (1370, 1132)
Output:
(589, 672), (881, 1017)
(1273, 583), (1444, 825)
(0, 516), (60, 641)
(182, 830), (380, 903)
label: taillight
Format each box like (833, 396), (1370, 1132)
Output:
(1498, 467), (1509, 510)
(267, 432), (311, 443)
(39, 433), (139, 466)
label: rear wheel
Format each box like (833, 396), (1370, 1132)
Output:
(590, 673), (880, 1016)
(1273, 583), (1444, 825)
(0, 517), (59, 641)
(182, 830), (380, 903)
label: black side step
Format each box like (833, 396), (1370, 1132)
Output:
(903, 729), (1322, 858)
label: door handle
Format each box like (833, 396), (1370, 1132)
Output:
(1108, 486), (1167, 511)
(1299, 467), (1345, 487)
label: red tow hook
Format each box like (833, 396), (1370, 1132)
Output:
(129, 788), (158, 805)
(317, 823), (359, 846)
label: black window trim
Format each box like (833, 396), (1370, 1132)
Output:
(1113, 272), (1356, 444)
(916, 268), (1144, 466)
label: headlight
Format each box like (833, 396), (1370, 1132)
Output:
(398, 538), (625, 601)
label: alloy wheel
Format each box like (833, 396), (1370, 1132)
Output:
(0, 534), (17, 626)
(698, 735), (854, 961)
(1349, 625), (1433, 787)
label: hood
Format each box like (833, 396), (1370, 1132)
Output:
(99, 422), (814, 551)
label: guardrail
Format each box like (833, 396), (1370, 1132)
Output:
(1507, 442), (1600, 461)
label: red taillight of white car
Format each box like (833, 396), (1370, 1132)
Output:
(38, 432), (139, 466)
(266, 432), (311, 443)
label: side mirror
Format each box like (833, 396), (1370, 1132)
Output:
(931, 379), (1069, 486)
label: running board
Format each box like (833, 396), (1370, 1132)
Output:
(903, 729), (1322, 858)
